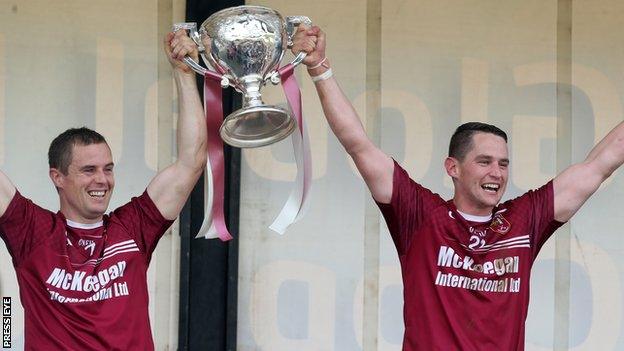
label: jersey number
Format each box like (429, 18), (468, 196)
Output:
(469, 235), (486, 250)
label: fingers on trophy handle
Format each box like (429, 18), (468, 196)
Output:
(172, 22), (205, 52)
(172, 22), (195, 31)
(285, 16), (313, 67)
(172, 22), (210, 75)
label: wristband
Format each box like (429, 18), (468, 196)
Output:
(311, 68), (333, 82)
(307, 57), (328, 70)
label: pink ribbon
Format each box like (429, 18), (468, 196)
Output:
(198, 71), (233, 241)
(269, 64), (312, 234)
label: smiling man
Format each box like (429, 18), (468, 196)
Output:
(445, 124), (511, 216)
(47, 131), (116, 223)
(0, 30), (203, 350)
(292, 26), (624, 350)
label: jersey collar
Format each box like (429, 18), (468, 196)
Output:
(66, 219), (104, 229)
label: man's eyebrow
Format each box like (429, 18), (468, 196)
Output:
(79, 163), (115, 170)
(474, 155), (509, 163)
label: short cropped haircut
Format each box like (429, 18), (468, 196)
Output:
(48, 127), (108, 175)
(448, 122), (507, 161)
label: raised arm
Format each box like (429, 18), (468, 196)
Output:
(0, 170), (16, 217)
(146, 30), (206, 220)
(292, 27), (394, 203)
(553, 120), (624, 222)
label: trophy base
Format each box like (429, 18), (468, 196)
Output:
(220, 105), (296, 148)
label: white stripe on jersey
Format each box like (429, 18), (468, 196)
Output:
(68, 239), (140, 267)
(104, 239), (137, 253)
(479, 235), (530, 249)
(100, 247), (141, 261)
(104, 243), (137, 254)
(484, 235), (530, 246)
(461, 235), (531, 253)
(486, 244), (531, 252)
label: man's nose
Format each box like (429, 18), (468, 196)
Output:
(489, 165), (503, 178)
(94, 169), (106, 183)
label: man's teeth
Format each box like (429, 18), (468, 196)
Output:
(88, 191), (106, 197)
(482, 184), (499, 192)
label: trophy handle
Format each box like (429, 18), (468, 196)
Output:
(285, 16), (313, 66)
(171, 23), (215, 78)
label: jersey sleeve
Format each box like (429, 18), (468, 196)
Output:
(0, 191), (56, 266)
(376, 160), (445, 256)
(513, 181), (565, 257)
(111, 191), (174, 260)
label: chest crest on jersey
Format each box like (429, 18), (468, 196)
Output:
(490, 213), (511, 234)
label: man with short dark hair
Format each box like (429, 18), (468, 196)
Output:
(0, 30), (203, 350)
(448, 122), (508, 160)
(48, 127), (107, 174)
(293, 27), (624, 350)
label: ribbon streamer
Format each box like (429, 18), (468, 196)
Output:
(269, 64), (312, 234)
(195, 71), (233, 241)
(196, 66), (312, 240)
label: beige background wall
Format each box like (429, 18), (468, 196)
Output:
(238, 1), (624, 350)
(1, 1), (624, 351)
(0, 1), (184, 349)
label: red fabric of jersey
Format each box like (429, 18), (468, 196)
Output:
(377, 161), (564, 351)
(0, 191), (173, 350)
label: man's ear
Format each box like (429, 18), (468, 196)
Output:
(444, 157), (459, 179)
(49, 168), (64, 189)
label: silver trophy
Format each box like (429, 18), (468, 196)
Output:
(174, 6), (311, 148)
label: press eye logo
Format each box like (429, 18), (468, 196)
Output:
(2, 297), (10, 349)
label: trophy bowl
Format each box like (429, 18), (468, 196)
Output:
(175, 6), (311, 148)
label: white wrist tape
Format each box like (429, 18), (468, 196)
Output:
(311, 68), (333, 82)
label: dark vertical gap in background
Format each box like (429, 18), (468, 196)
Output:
(178, 0), (243, 350)
(178, 200), (192, 350)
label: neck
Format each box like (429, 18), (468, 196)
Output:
(452, 195), (494, 217)
(59, 197), (105, 224)
(66, 218), (103, 229)
(61, 211), (103, 224)
(60, 204), (103, 224)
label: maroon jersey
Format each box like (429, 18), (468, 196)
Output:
(0, 191), (173, 350)
(377, 161), (564, 351)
